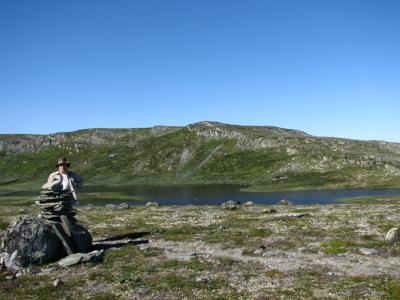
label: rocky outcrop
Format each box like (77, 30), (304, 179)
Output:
(0, 126), (179, 154)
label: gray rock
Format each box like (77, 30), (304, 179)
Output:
(57, 253), (82, 267)
(0, 254), (5, 271)
(385, 227), (400, 243)
(1, 216), (93, 271)
(286, 213), (312, 218)
(359, 248), (378, 255)
(3, 251), (20, 271)
(58, 249), (104, 268)
(145, 202), (160, 207)
(221, 200), (239, 210)
(1, 216), (65, 269)
(117, 203), (129, 209)
(105, 204), (117, 209)
(196, 276), (211, 283)
(277, 199), (293, 206)
(243, 201), (255, 206)
(37, 267), (54, 276)
(254, 246), (266, 255)
(53, 278), (63, 287)
(262, 208), (277, 214)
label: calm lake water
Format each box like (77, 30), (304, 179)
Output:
(79, 185), (400, 206)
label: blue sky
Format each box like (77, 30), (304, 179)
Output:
(0, 0), (399, 142)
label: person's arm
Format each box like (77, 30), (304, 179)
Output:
(72, 172), (84, 189)
(42, 172), (56, 189)
(47, 172), (55, 183)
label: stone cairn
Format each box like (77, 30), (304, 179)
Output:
(35, 189), (91, 255)
(1, 187), (94, 271)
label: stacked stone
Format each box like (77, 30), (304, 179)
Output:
(34, 189), (92, 255)
(36, 189), (77, 224)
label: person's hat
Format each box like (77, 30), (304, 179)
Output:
(56, 158), (71, 167)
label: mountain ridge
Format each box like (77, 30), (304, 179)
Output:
(0, 121), (399, 191)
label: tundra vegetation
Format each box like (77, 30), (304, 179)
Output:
(0, 122), (399, 191)
(1, 195), (400, 299)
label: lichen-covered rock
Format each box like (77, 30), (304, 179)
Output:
(1, 216), (65, 269)
(385, 227), (400, 243)
(1, 216), (93, 271)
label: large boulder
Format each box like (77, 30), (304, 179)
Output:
(1, 216), (66, 270)
(1, 216), (93, 270)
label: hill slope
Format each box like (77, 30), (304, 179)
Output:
(1, 121), (399, 191)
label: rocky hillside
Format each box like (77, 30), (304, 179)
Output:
(0, 121), (399, 190)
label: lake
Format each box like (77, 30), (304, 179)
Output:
(78, 185), (400, 206)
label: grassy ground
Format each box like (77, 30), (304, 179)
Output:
(336, 195), (400, 204)
(1, 196), (400, 299)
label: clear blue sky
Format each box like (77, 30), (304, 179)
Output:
(0, 0), (399, 142)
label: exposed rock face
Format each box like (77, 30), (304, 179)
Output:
(1, 216), (65, 269)
(0, 126), (180, 154)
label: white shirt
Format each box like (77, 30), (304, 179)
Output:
(61, 174), (71, 190)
